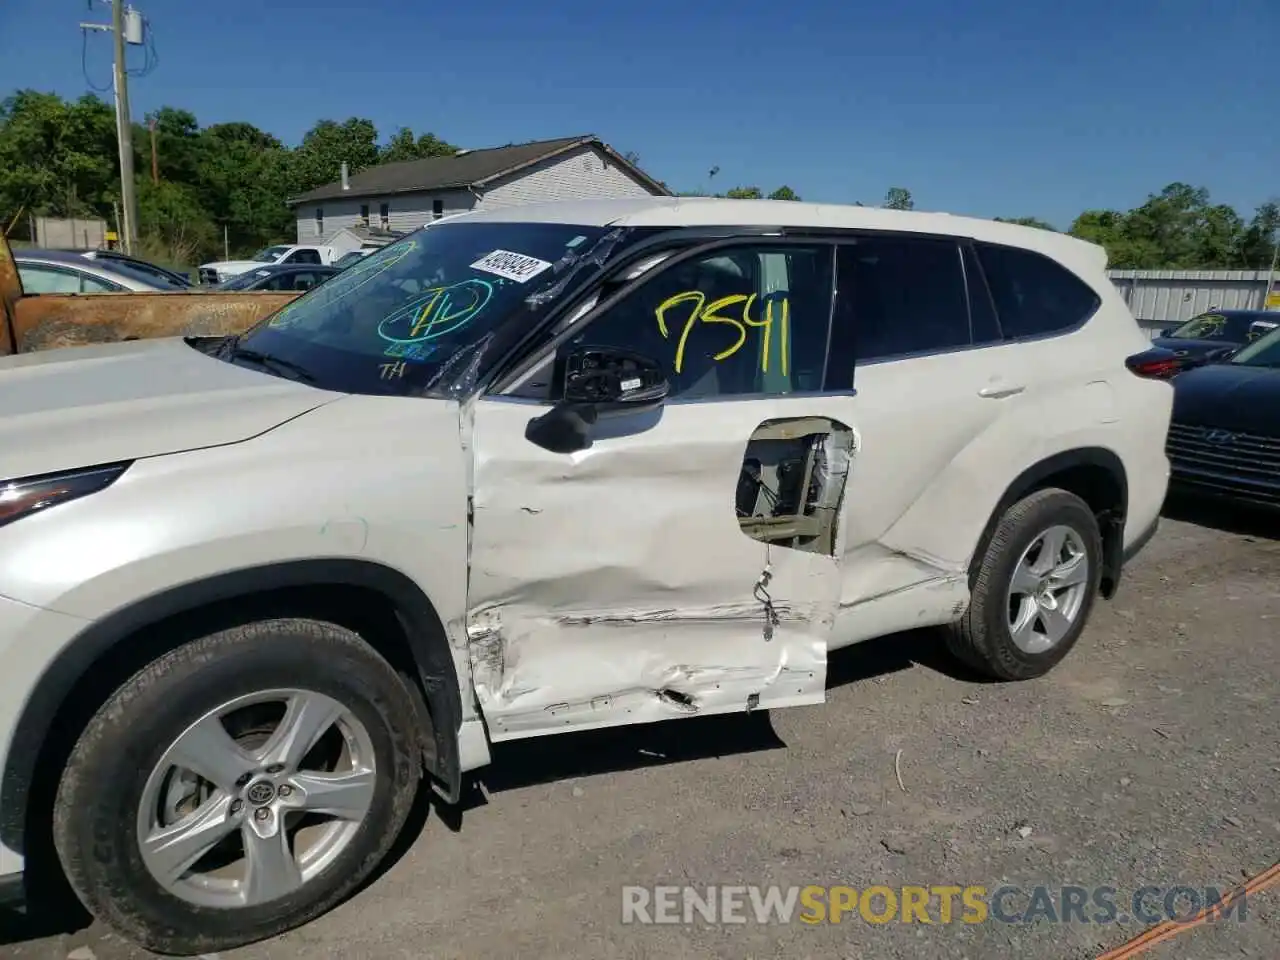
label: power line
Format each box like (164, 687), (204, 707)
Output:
(80, 28), (112, 92)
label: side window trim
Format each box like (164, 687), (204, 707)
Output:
(80, 270), (125, 293)
(18, 262), (119, 294)
(490, 235), (847, 401)
(833, 236), (975, 367)
(959, 240), (1004, 343)
(973, 240), (1102, 345)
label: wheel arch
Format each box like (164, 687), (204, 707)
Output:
(0, 558), (465, 864)
(969, 446), (1128, 600)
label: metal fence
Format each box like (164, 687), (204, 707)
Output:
(1107, 269), (1274, 336)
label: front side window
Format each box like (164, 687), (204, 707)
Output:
(556, 244), (835, 400)
(18, 264), (81, 294)
(834, 237), (971, 361)
(227, 222), (615, 397)
(286, 249), (322, 265)
(976, 242), (1100, 339)
(1229, 324), (1280, 368)
(79, 272), (122, 293)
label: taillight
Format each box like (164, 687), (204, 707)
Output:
(1125, 352), (1181, 380)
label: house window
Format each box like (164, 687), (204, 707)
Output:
(360, 204), (369, 226)
(315, 208), (324, 236)
(379, 202), (390, 228)
(432, 199), (444, 220)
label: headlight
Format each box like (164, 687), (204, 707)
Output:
(0, 463), (131, 529)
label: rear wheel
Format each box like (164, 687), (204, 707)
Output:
(52, 618), (422, 955)
(948, 488), (1103, 680)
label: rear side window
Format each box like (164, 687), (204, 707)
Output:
(975, 242), (1100, 340)
(834, 237), (971, 362)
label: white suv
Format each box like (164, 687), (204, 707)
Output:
(0, 198), (1171, 953)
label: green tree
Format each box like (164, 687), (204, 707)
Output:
(768, 186), (801, 201)
(380, 127), (457, 164)
(725, 185), (764, 199)
(135, 177), (217, 267)
(0, 90), (118, 221)
(196, 122), (293, 254)
(883, 187), (913, 210)
(1236, 201), (1280, 268)
(289, 117), (379, 194)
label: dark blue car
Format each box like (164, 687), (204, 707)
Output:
(1165, 322), (1280, 508)
(1151, 309), (1276, 369)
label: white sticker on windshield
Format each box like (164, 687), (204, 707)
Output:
(470, 249), (554, 284)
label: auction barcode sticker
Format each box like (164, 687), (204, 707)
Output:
(470, 249), (554, 283)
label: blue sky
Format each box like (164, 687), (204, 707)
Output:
(1, 0), (1276, 228)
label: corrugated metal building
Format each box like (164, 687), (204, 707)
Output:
(1107, 269), (1274, 335)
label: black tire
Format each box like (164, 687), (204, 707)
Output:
(947, 488), (1103, 681)
(52, 618), (422, 956)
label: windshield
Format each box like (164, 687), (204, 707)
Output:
(252, 245), (292, 263)
(1166, 312), (1257, 342)
(229, 221), (617, 396)
(1229, 324), (1280, 367)
(216, 268), (275, 290)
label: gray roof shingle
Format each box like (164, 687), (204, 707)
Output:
(287, 135), (668, 204)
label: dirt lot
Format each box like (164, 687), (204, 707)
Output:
(2, 498), (1278, 960)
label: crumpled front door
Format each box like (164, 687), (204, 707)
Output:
(465, 394), (857, 741)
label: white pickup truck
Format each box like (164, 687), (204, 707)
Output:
(198, 244), (339, 285)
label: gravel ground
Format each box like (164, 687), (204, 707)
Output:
(2, 499), (1278, 960)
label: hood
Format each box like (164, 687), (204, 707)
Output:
(1172, 362), (1280, 436)
(1152, 336), (1239, 360)
(0, 337), (343, 481)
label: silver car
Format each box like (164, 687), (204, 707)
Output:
(15, 248), (187, 293)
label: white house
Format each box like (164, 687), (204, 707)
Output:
(286, 135), (670, 245)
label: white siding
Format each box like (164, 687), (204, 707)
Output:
(478, 145), (660, 209)
(296, 191), (476, 244)
(292, 145), (662, 241)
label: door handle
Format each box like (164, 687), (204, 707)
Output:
(977, 384), (1026, 400)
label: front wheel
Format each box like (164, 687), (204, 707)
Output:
(947, 488), (1103, 680)
(52, 619), (422, 955)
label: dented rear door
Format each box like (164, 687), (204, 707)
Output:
(466, 240), (858, 741)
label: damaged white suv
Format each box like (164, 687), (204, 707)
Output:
(0, 198), (1171, 953)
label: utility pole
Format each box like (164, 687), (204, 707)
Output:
(81, 1), (145, 254)
(1265, 237), (1279, 312)
(111, 0), (137, 253)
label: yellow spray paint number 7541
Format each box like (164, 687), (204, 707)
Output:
(654, 291), (790, 376)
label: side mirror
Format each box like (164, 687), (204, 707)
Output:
(524, 345), (669, 454)
(1159, 328), (1176, 339)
